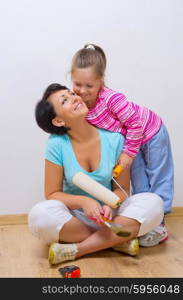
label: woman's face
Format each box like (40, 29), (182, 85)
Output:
(48, 89), (88, 125)
(72, 67), (103, 109)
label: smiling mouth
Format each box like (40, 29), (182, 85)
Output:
(74, 102), (83, 111)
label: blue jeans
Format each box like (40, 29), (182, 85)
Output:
(131, 124), (174, 214)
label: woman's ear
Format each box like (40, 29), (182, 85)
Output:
(52, 117), (65, 127)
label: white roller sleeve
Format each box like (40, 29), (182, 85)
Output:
(72, 172), (121, 208)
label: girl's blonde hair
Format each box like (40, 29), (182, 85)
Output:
(71, 43), (107, 78)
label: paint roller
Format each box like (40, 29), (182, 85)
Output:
(72, 171), (131, 237)
(72, 172), (122, 208)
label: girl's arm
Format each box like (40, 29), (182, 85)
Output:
(118, 152), (133, 170)
(44, 160), (104, 222)
(108, 93), (144, 158)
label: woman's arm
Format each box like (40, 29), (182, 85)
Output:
(44, 160), (104, 222)
(45, 159), (89, 209)
(112, 167), (130, 202)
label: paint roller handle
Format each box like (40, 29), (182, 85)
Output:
(112, 164), (123, 178)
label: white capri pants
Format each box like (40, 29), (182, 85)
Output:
(28, 192), (164, 245)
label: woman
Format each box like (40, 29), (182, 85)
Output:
(28, 83), (164, 265)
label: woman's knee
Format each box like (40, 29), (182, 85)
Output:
(127, 192), (164, 236)
(113, 215), (140, 238)
(28, 200), (72, 245)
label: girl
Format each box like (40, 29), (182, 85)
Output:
(70, 44), (174, 247)
(28, 83), (163, 265)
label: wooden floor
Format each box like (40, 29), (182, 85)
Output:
(0, 208), (183, 278)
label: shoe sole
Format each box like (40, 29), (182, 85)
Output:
(159, 235), (168, 243)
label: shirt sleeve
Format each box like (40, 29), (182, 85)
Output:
(45, 135), (63, 166)
(114, 133), (125, 162)
(107, 93), (144, 157)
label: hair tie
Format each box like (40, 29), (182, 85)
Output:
(85, 44), (95, 50)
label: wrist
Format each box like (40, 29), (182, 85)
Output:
(78, 196), (92, 208)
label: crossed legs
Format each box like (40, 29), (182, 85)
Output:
(59, 215), (140, 259)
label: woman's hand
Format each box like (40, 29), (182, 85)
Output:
(100, 205), (113, 221)
(118, 153), (133, 171)
(82, 198), (104, 224)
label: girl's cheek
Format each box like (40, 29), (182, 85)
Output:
(74, 88), (80, 95)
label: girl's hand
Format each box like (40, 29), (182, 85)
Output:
(118, 153), (133, 171)
(82, 198), (104, 224)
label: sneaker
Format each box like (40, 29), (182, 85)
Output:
(112, 238), (139, 256)
(48, 243), (78, 265)
(138, 224), (168, 247)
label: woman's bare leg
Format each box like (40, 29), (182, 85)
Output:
(59, 216), (96, 243)
(75, 216), (140, 258)
(49, 216), (140, 265)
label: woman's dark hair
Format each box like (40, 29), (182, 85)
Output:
(35, 83), (70, 135)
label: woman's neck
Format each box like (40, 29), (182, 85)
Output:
(68, 119), (97, 143)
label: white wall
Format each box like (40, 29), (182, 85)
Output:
(0, 0), (182, 214)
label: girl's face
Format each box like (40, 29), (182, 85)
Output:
(72, 67), (103, 109)
(48, 89), (88, 126)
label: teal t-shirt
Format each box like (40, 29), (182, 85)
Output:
(45, 128), (124, 204)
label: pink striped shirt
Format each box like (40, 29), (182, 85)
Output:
(86, 87), (162, 158)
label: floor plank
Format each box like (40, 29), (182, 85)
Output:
(0, 215), (183, 278)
